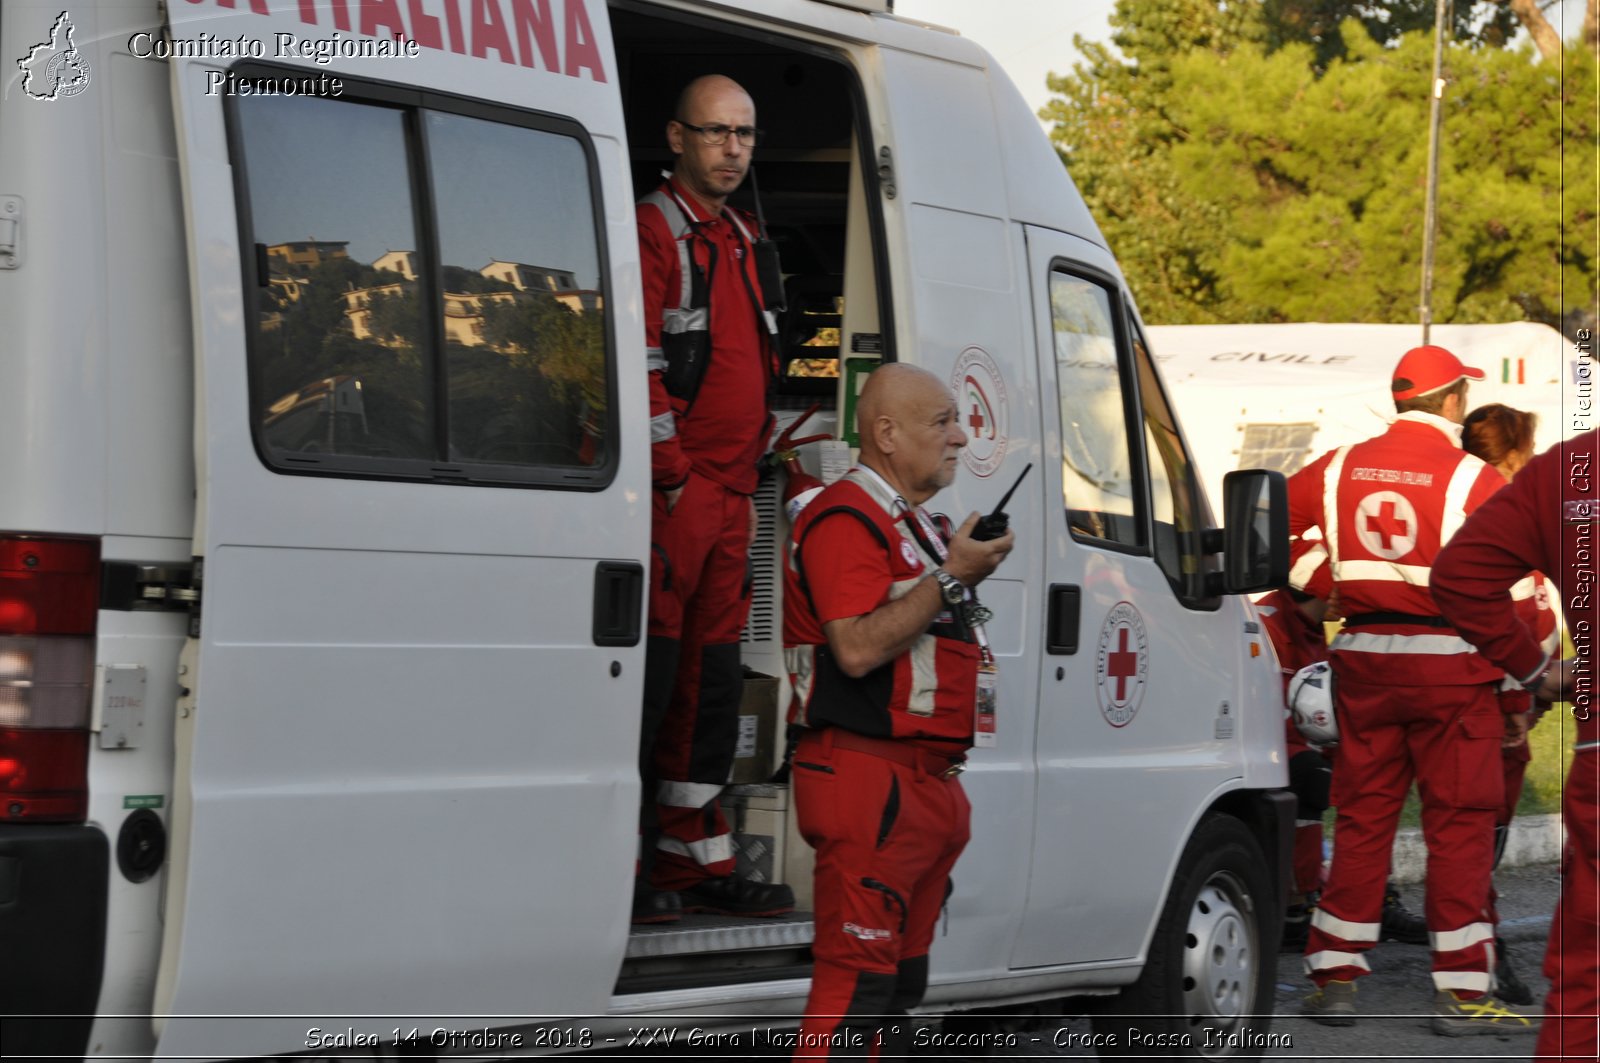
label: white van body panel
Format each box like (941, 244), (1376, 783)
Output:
(153, 2), (647, 1056)
(1007, 224), (1278, 969)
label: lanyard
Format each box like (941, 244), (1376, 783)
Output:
(898, 505), (949, 565)
(896, 508), (995, 665)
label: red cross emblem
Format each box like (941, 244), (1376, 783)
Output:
(1353, 491), (1419, 560)
(1107, 627), (1139, 702)
(1364, 500), (1409, 551)
(1096, 602), (1148, 727)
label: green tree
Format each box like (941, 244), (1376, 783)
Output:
(1260, 0), (1518, 66)
(1167, 28), (1591, 325)
(1039, 0), (1264, 323)
(1042, 0), (1596, 331)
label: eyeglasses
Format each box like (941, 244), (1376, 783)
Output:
(676, 120), (761, 146)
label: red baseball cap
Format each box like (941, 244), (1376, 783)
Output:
(1391, 345), (1484, 400)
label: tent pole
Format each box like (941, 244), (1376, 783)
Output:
(1419, 0), (1450, 345)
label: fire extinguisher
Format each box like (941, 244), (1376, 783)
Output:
(771, 403), (831, 523)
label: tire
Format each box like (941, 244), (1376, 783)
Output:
(1090, 814), (1278, 1058)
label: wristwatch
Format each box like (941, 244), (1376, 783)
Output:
(931, 568), (966, 606)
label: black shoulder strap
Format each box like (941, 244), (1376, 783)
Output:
(793, 504), (890, 617)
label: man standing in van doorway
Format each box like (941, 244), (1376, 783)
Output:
(784, 364), (1015, 1057)
(633, 74), (793, 924)
(1288, 346), (1536, 1035)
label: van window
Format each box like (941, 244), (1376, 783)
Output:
(233, 81), (612, 486)
(1132, 324), (1219, 607)
(1050, 270), (1142, 548)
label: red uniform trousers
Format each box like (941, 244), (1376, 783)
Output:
(1537, 743), (1599, 1063)
(1304, 674), (1503, 994)
(792, 729), (970, 1060)
(641, 474), (752, 889)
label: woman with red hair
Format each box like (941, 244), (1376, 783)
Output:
(1461, 403), (1555, 1006)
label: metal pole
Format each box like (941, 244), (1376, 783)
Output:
(1419, 0), (1449, 344)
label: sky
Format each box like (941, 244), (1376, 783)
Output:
(893, 0), (1115, 117)
(893, 0), (1591, 121)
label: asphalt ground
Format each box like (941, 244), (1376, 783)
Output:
(580, 860), (1562, 1061)
(979, 859), (1562, 1061)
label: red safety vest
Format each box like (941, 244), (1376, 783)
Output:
(784, 471), (978, 751)
(1296, 413), (1504, 686)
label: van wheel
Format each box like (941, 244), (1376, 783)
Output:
(1089, 814), (1276, 1057)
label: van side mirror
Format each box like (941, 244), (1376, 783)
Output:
(1214, 469), (1288, 595)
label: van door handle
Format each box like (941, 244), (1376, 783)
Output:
(1046, 584), (1081, 655)
(592, 561), (644, 647)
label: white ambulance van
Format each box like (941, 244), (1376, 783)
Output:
(0, 0), (1292, 1057)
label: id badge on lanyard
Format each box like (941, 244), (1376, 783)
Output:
(902, 504), (999, 746)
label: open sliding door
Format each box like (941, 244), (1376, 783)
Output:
(155, 3), (646, 1056)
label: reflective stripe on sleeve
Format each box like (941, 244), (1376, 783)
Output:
(646, 346), (668, 372)
(1516, 651), (1555, 689)
(650, 412), (678, 443)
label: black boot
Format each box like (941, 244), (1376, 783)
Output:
(1381, 884), (1429, 945)
(1494, 937), (1534, 1005)
(680, 876), (795, 917)
(1281, 892), (1317, 952)
(631, 882), (682, 925)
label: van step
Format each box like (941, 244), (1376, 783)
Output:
(616, 913), (815, 996)
(626, 911), (814, 958)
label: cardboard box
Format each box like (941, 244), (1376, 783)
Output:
(731, 672), (779, 784)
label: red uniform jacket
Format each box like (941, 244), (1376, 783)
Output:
(637, 177), (775, 494)
(784, 470), (979, 752)
(1288, 412), (1505, 687)
(1434, 428), (1599, 748)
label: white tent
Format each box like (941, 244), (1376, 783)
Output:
(1145, 321), (1573, 512)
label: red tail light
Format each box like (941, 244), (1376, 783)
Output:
(0, 535), (98, 822)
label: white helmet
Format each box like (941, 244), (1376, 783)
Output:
(1288, 661), (1339, 747)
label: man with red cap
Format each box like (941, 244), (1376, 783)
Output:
(1289, 345), (1535, 1034)
(1433, 430), (1596, 1061)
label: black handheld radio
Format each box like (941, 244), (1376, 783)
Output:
(971, 463), (1032, 542)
